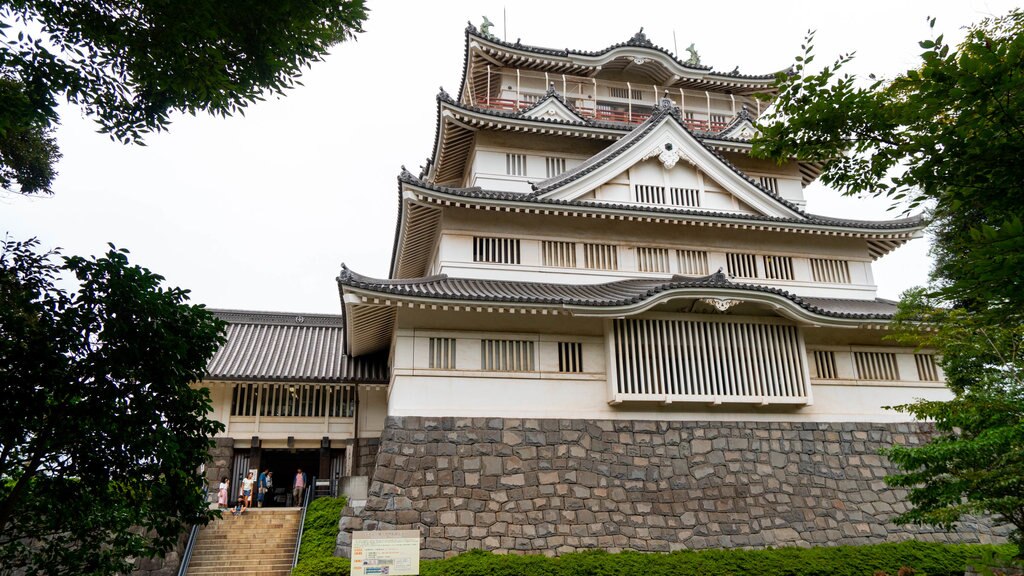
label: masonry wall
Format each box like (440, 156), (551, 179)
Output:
(337, 416), (1006, 559)
(354, 437), (381, 478)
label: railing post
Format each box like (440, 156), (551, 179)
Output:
(627, 82), (632, 123)
(486, 65), (491, 107)
(680, 88), (686, 126)
(705, 91), (711, 130)
(516, 69), (521, 109)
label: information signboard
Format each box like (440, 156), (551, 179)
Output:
(351, 530), (421, 576)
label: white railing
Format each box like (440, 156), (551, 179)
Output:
(609, 316), (811, 405)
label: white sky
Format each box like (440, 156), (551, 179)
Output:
(2, 0), (1015, 314)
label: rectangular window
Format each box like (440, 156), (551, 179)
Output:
(473, 237), (521, 264)
(542, 240), (576, 268)
(558, 342), (584, 373)
(854, 352), (900, 381)
(727, 252), (758, 278)
(583, 243), (618, 270)
(231, 383), (354, 418)
(636, 247), (670, 273)
(915, 354), (939, 381)
(481, 339), (535, 371)
(668, 187), (701, 207)
(677, 250), (709, 276)
(505, 153), (526, 176)
(428, 337), (456, 369)
(812, 350), (838, 379)
(545, 157), (566, 178)
(810, 258), (852, 284)
(634, 184), (665, 204)
(762, 255), (794, 280)
(609, 87), (644, 100)
(758, 176), (779, 193)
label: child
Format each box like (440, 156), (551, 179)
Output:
(231, 495), (247, 516)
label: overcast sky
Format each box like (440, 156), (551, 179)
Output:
(2, 0), (1016, 314)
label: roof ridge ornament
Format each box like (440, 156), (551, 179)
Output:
(546, 81), (558, 97)
(479, 16), (495, 39)
(627, 28), (654, 48)
(685, 43), (701, 67)
(437, 86), (453, 102)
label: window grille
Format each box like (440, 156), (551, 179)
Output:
(583, 243), (618, 270)
(545, 157), (566, 178)
(635, 185), (665, 204)
(762, 255), (794, 280)
(612, 318), (808, 400)
(915, 354), (939, 381)
(758, 176), (779, 193)
(854, 352), (900, 381)
(668, 187), (701, 207)
(473, 236), (521, 264)
(609, 87), (644, 100)
(810, 259), (851, 284)
(505, 153), (526, 176)
(481, 339), (535, 371)
(558, 342), (584, 373)
(812, 350), (838, 379)
(542, 240), (576, 268)
(677, 250), (709, 276)
(429, 337), (456, 369)
(636, 247), (670, 273)
(230, 383), (355, 418)
(727, 253), (758, 278)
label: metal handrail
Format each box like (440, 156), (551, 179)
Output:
(291, 476), (316, 569)
(176, 482), (210, 576)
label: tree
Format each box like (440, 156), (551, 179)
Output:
(0, 238), (226, 575)
(753, 10), (1024, 554)
(0, 0), (368, 195)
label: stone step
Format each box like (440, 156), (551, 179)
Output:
(190, 557), (295, 567)
(185, 508), (302, 576)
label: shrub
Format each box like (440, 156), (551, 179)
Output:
(292, 496), (347, 576)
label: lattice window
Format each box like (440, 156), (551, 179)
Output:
(473, 237), (521, 264)
(612, 318), (808, 400)
(727, 253), (758, 278)
(759, 176), (779, 193)
(542, 240), (576, 268)
(545, 157), (566, 178)
(584, 243), (618, 270)
(668, 187), (701, 207)
(505, 153), (526, 176)
(428, 337), (456, 369)
(677, 250), (709, 276)
(558, 342), (584, 373)
(812, 350), (838, 379)
(634, 185), (665, 204)
(609, 87), (644, 100)
(915, 354), (939, 381)
(810, 259), (852, 284)
(762, 255), (794, 280)
(854, 352), (900, 381)
(481, 339), (535, 372)
(231, 383), (355, 418)
(636, 247), (670, 273)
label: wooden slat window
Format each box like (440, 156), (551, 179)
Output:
(727, 253), (758, 278)
(481, 339), (535, 372)
(636, 247), (670, 273)
(758, 176), (779, 193)
(668, 187), (701, 207)
(429, 337), (457, 369)
(677, 250), (709, 276)
(810, 259), (852, 284)
(505, 153), (526, 176)
(545, 157), (566, 178)
(230, 383), (354, 418)
(812, 350), (838, 379)
(473, 236), (521, 264)
(854, 352), (900, 381)
(762, 255), (794, 280)
(558, 342), (584, 373)
(634, 184), (665, 204)
(542, 240), (576, 268)
(915, 354), (939, 381)
(584, 243), (618, 270)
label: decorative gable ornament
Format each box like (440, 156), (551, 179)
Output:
(642, 141), (693, 170)
(701, 298), (742, 312)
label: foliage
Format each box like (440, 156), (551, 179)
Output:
(753, 9), (1024, 553)
(0, 237), (226, 575)
(0, 0), (368, 194)
(753, 10), (1024, 319)
(885, 290), (1024, 552)
(293, 495), (348, 576)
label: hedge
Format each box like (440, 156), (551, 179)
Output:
(292, 496), (349, 576)
(298, 540), (1016, 576)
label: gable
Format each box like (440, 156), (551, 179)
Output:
(535, 113), (803, 219)
(521, 96), (588, 123)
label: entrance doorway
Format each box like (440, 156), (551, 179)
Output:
(258, 449), (319, 507)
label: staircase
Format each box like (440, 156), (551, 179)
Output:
(186, 507), (301, 576)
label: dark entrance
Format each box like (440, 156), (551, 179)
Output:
(259, 449), (319, 507)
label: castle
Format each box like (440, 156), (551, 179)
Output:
(197, 24), (1003, 557)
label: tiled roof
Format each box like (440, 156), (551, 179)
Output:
(338, 268), (898, 321)
(397, 170), (926, 232)
(205, 309), (388, 383)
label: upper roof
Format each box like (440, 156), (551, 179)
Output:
(459, 24), (785, 105)
(205, 309), (388, 383)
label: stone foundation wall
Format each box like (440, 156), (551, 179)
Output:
(204, 437), (234, 503)
(354, 437), (381, 478)
(337, 417), (1006, 559)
